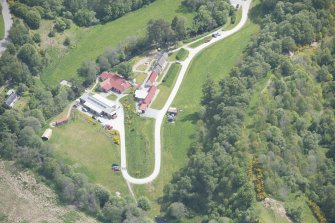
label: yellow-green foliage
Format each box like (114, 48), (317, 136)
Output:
(307, 200), (327, 223)
(111, 130), (120, 145)
(249, 157), (267, 201)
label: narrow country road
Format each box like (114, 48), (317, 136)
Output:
(0, 0), (13, 55)
(120, 0), (252, 184)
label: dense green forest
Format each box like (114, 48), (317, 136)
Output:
(162, 0), (335, 222)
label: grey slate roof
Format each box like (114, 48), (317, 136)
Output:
(4, 92), (18, 107)
(154, 52), (168, 73)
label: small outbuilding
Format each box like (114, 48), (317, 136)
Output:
(167, 107), (178, 115)
(55, 117), (69, 126)
(41, 128), (53, 141)
(4, 90), (18, 108)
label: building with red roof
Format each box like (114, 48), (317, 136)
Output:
(145, 71), (158, 87)
(99, 71), (116, 81)
(139, 86), (156, 112)
(99, 72), (131, 93)
(55, 117), (68, 126)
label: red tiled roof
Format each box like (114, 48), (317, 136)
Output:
(100, 79), (114, 92)
(100, 72), (116, 80)
(146, 71), (157, 86)
(139, 86), (156, 111)
(99, 73), (131, 93)
(139, 103), (148, 111)
(56, 116), (68, 124)
(143, 86), (156, 105)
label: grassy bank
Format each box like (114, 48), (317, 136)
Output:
(175, 48), (189, 61)
(48, 112), (129, 196)
(41, 0), (193, 87)
(134, 19), (260, 216)
(121, 95), (155, 178)
(151, 63), (181, 109)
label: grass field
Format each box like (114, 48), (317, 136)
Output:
(121, 95), (155, 178)
(151, 63), (181, 109)
(175, 48), (189, 61)
(253, 203), (290, 223)
(189, 38), (205, 48)
(134, 73), (148, 85)
(134, 19), (260, 216)
(48, 112), (129, 196)
(41, 0), (193, 87)
(0, 10), (4, 40)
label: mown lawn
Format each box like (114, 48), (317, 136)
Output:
(134, 19), (260, 217)
(121, 95), (155, 178)
(48, 112), (129, 196)
(151, 63), (181, 109)
(134, 73), (147, 85)
(41, 0), (194, 87)
(175, 48), (189, 61)
(0, 11), (4, 40)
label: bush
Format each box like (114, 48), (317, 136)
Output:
(63, 37), (71, 46)
(137, 196), (151, 211)
(24, 10), (41, 29)
(54, 17), (71, 32)
(167, 202), (187, 220)
(32, 33), (41, 43)
(48, 30), (56, 37)
(74, 9), (99, 27)
(285, 204), (302, 223)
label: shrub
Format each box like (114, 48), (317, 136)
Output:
(48, 30), (55, 37)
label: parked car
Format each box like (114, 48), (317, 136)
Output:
(204, 37), (212, 42)
(82, 107), (88, 112)
(105, 124), (113, 130)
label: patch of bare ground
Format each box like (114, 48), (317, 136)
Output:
(0, 160), (98, 223)
(263, 197), (292, 223)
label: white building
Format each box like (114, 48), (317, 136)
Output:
(135, 89), (149, 101)
(80, 93), (117, 118)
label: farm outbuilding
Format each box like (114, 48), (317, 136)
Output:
(41, 128), (53, 141)
(55, 117), (69, 126)
(80, 93), (118, 118)
(4, 89), (18, 108)
(168, 107), (178, 115)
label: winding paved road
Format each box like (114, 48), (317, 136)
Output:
(119, 0), (252, 184)
(0, 0), (13, 55)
